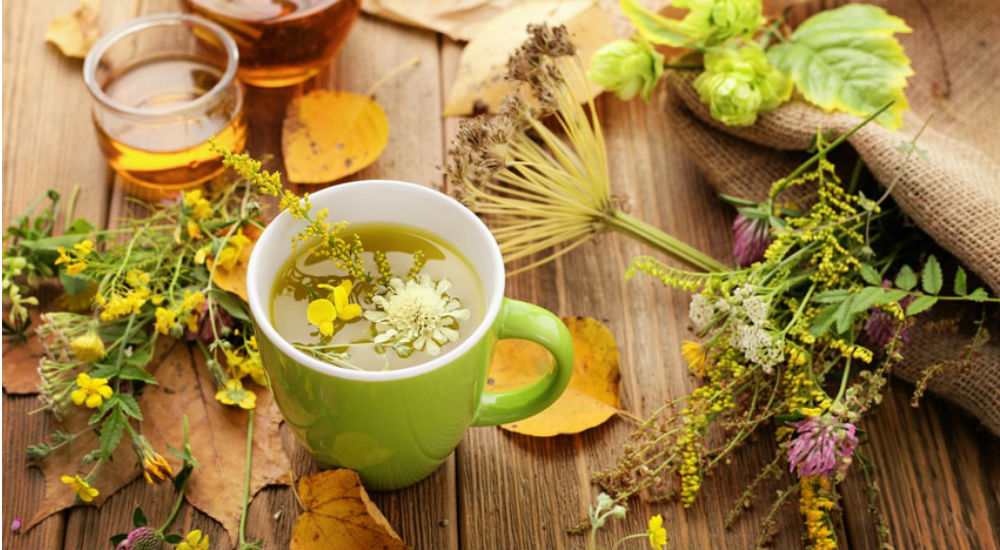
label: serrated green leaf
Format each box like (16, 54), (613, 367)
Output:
(894, 265), (917, 290)
(954, 266), (968, 295)
(850, 286), (885, 313)
(968, 287), (988, 302)
(118, 365), (158, 385)
(99, 408), (126, 460)
(906, 295), (937, 316)
(882, 289), (908, 303)
(859, 263), (882, 286)
(921, 255), (942, 294)
(814, 289), (851, 303)
(766, 4), (913, 129)
(118, 393), (143, 421)
(835, 296), (856, 334)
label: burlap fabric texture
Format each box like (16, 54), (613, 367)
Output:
(662, 0), (1000, 435)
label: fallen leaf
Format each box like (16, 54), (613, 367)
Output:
(141, 344), (291, 548)
(209, 225), (261, 302)
(441, 0), (619, 116)
(282, 90), (389, 184)
(44, 0), (101, 59)
(290, 469), (409, 550)
(2, 325), (44, 394)
(487, 316), (621, 436)
(362, 0), (516, 41)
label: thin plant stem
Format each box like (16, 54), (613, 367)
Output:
(238, 410), (255, 549)
(606, 210), (727, 272)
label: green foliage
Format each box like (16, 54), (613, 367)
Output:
(693, 44), (791, 126)
(894, 265), (917, 290)
(587, 37), (665, 102)
(621, 0), (763, 48)
(766, 4), (913, 129)
(921, 255), (943, 294)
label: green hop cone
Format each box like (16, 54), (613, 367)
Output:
(677, 0), (764, 47)
(588, 38), (665, 102)
(693, 44), (791, 126)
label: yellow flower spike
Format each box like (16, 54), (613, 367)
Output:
(70, 331), (106, 363)
(70, 373), (113, 409)
(177, 529), (209, 550)
(333, 280), (361, 321)
(647, 514), (667, 550)
(154, 307), (179, 336)
(307, 299), (337, 336)
(61, 474), (99, 503)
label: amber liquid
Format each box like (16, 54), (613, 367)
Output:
(95, 57), (247, 199)
(180, 0), (360, 87)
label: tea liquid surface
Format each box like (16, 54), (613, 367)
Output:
(270, 224), (485, 370)
(95, 56), (246, 189)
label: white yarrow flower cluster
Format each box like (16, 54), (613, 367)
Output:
(689, 294), (715, 330)
(364, 275), (471, 356)
(688, 284), (783, 373)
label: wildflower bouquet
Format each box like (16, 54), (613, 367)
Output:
(449, 23), (996, 549)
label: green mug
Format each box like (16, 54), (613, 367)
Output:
(246, 180), (575, 490)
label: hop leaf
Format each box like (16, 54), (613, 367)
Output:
(766, 4), (913, 129)
(588, 37), (665, 102)
(621, 0), (763, 48)
(694, 44), (791, 126)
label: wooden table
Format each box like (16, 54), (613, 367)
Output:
(4, 1), (999, 549)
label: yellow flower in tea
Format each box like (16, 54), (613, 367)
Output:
(70, 331), (106, 362)
(176, 529), (209, 550)
(647, 514), (667, 550)
(215, 378), (257, 409)
(215, 229), (251, 271)
(307, 280), (362, 337)
(61, 474), (99, 502)
(365, 275), (471, 356)
(71, 373), (113, 408)
(183, 189), (212, 220)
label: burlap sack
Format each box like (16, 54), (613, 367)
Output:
(662, 0), (1000, 435)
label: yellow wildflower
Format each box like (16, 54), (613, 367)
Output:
(183, 189), (212, 220)
(71, 373), (113, 409)
(215, 229), (251, 271)
(681, 340), (707, 375)
(307, 299), (337, 337)
(61, 474), (99, 502)
(239, 353), (268, 386)
(186, 219), (203, 240)
(132, 434), (174, 484)
(331, 280), (361, 320)
(215, 378), (256, 409)
(177, 529), (209, 550)
(70, 331), (106, 362)
(125, 269), (150, 290)
(154, 307), (179, 336)
(55, 240), (95, 275)
(799, 476), (836, 550)
(647, 514), (667, 550)
(194, 245), (211, 265)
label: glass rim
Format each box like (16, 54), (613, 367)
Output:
(82, 13), (240, 118)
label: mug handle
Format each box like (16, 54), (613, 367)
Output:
(472, 298), (574, 426)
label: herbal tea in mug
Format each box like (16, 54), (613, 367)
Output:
(180, 0), (360, 87)
(270, 223), (484, 370)
(83, 14), (247, 198)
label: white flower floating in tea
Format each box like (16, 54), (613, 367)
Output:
(365, 275), (471, 356)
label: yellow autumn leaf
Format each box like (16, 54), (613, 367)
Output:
(208, 225), (260, 302)
(442, 0), (619, 116)
(290, 469), (409, 550)
(487, 316), (621, 436)
(45, 0), (101, 59)
(282, 90), (390, 184)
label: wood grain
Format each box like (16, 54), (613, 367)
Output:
(3, 1), (999, 549)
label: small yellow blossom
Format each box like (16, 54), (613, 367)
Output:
(61, 474), (99, 502)
(647, 514), (667, 550)
(176, 529), (209, 550)
(215, 229), (251, 271)
(70, 331), (106, 362)
(307, 299), (337, 337)
(71, 373), (113, 409)
(186, 219), (203, 240)
(55, 240), (95, 275)
(194, 245), (211, 265)
(183, 190), (212, 220)
(215, 378), (257, 409)
(154, 307), (179, 336)
(681, 340), (707, 374)
(132, 434), (174, 484)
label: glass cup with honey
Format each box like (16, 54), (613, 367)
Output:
(179, 0), (361, 87)
(83, 13), (247, 199)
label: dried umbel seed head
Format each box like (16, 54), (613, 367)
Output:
(506, 24), (577, 111)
